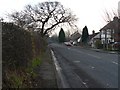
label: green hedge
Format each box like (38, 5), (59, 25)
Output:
(2, 22), (46, 69)
(2, 22), (47, 88)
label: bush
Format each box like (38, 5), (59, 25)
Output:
(95, 39), (103, 49)
(2, 22), (33, 69)
(2, 22), (47, 88)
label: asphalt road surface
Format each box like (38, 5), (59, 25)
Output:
(50, 43), (118, 88)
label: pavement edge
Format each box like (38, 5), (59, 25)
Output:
(50, 50), (70, 88)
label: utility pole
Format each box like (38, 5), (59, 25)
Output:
(99, 30), (101, 40)
(104, 29), (107, 50)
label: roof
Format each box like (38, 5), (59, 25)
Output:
(99, 17), (119, 31)
(93, 33), (100, 39)
(89, 32), (99, 40)
(70, 31), (81, 40)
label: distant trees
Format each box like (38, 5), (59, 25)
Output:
(58, 28), (66, 43)
(8, 1), (77, 37)
(81, 26), (89, 45)
(0, 17), (4, 22)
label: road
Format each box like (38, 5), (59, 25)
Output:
(50, 43), (118, 88)
(0, 23), (2, 89)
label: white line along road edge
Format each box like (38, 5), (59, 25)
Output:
(50, 50), (70, 88)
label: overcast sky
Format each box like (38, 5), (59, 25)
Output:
(0, 0), (119, 34)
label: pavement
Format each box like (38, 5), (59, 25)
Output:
(90, 49), (118, 54)
(32, 48), (57, 88)
(50, 43), (118, 88)
(75, 46), (118, 54)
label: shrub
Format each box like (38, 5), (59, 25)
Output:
(2, 22), (47, 88)
(95, 39), (103, 49)
(2, 22), (33, 69)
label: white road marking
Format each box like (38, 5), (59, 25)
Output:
(71, 49), (101, 59)
(73, 71), (88, 88)
(68, 48), (70, 49)
(73, 61), (80, 63)
(112, 61), (118, 65)
(51, 50), (70, 88)
(87, 53), (101, 59)
(106, 83), (110, 87)
(51, 50), (62, 71)
(83, 82), (87, 86)
(91, 66), (95, 69)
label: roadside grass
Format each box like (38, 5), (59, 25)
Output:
(8, 70), (24, 88)
(2, 22), (48, 88)
(3, 48), (57, 88)
(26, 55), (43, 78)
(5, 55), (43, 88)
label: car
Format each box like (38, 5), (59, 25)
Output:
(64, 42), (73, 46)
(73, 41), (77, 46)
(113, 42), (120, 50)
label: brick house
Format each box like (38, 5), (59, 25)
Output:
(99, 17), (120, 49)
(89, 17), (120, 49)
(89, 30), (99, 48)
(70, 31), (81, 43)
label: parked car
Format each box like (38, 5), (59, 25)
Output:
(64, 42), (73, 46)
(113, 42), (120, 50)
(73, 41), (77, 46)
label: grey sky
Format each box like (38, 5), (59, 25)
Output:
(0, 0), (119, 34)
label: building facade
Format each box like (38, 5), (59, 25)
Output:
(89, 17), (120, 49)
(99, 17), (120, 49)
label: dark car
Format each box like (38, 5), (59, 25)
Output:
(113, 42), (120, 50)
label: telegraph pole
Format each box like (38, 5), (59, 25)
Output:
(104, 29), (107, 50)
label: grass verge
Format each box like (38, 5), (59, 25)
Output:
(3, 55), (43, 88)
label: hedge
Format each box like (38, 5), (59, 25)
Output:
(2, 22), (46, 70)
(2, 22), (47, 88)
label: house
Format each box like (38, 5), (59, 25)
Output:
(89, 31), (99, 48)
(99, 17), (120, 49)
(89, 17), (120, 49)
(70, 31), (81, 44)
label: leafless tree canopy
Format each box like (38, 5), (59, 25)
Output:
(103, 9), (118, 23)
(0, 17), (4, 22)
(9, 1), (77, 36)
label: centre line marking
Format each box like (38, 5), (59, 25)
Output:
(112, 61), (118, 65)
(73, 61), (80, 63)
(87, 53), (101, 59)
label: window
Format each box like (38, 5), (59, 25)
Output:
(102, 30), (105, 34)
(107, 29), (111, 35)
(102, 40), (105, 44)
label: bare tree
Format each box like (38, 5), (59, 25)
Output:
(0, 17), (4, 22)
(103, 9), (118, 23)
(8, 11), (27, 27)
(8, 1), (77, 37)
(65, 30), (70, 38)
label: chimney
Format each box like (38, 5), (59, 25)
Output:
(92, 30), (95, 35)
(113, 17), (118, 21)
